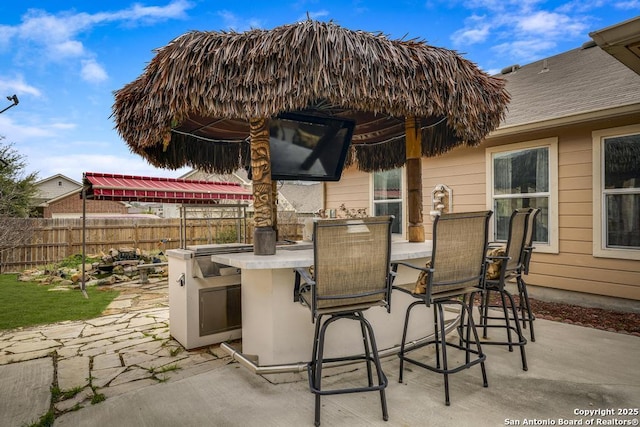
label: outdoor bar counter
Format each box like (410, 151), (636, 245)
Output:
(210, 240), (437, 373)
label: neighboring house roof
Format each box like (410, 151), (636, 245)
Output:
(180, 169), (251, 186)
(83, 172), (252, 204)
(278, 182), (322, 215)
(35, 173), (82, 188)
(181, 168), (304, 213)
(493, 41), (640, 136)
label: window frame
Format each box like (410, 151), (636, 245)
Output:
(592, 124), (640, 260)
(370, 167), (406, 237)
(485, 137), (559, 254)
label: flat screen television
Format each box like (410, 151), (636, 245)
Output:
(267, 112), (356, 181)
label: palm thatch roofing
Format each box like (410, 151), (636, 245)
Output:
(112, 19), (509, 173)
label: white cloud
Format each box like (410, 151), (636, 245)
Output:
(555, 0), (606, 13)
(492, 39), (556, 63)
(516, 11), (587, 37)
(484, 67), (502, 76)
(52, 40), (85, 58)
(451, 14), (491, 45)
(614, 0), (640, 8)
(29, 152), (189, 183)
(0, 75), (41, 97)
(458, 0), (544, 13)
(447, 0), (596, 65)
(108, 0), (193, 23)
(49, 122), (77, 130)
(80, 59), (108, 83)
(217, 10), (264, 32)
(4, 1), (195, 81)
(304, 10), (330, 21)
(451, 26), (490, 45)
(0, 25), (18, 50)
(0, 116), (57, 140)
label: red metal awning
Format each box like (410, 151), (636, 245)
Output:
(82, 172), (252, 204)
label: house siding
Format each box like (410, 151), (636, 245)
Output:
(325, 169), (370, 213)
(37, 179), (79, 200)
(422, 147), (487, 239)
(486, 116), (640, 301)
(324, 115), (640, 301)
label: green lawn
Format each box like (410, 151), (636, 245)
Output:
(0, 274), (119, 330)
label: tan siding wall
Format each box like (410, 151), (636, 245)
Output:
(324, 166), (371, 213)
(422, 147), (487, 229)
(324, 114), (640, 301)
(486, 115), (640, 301)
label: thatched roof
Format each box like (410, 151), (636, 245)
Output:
(113, 19), (509, 173)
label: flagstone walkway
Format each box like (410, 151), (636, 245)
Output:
(0, 278), (232, 422)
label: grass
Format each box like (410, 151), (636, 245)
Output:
(27, 410), (54, 427)
(0, 274), (119, 331)
(90, 393), (106, 405)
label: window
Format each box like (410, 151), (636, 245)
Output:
(373, 168), (403, 234)
(486, 138), (558, 253)
(593, 125), (640, 260)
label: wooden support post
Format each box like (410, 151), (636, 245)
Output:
(250, 117), (277, 255)
(405, 116), (425, 242)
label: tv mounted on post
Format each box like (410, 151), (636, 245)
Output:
(267, 112), (356, 181)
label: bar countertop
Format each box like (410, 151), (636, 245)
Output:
(211, 240), (432, 270)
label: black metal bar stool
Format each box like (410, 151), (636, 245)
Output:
(295, 215), (395, 426)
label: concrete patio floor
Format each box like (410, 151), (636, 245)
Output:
(1, 278), (638, 427)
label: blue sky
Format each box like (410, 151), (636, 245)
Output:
(1, 1), (638, 184)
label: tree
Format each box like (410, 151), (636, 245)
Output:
(0, 138), (39, 265)
(0, 138), (38, 217)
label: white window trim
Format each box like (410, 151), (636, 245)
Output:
(370, 167), (406, 238)
(485, 137), (559, 254)
(592, 124), (640, 261)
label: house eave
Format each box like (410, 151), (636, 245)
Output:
(590, 16), (640, 75)
(487, 103), (640, 139)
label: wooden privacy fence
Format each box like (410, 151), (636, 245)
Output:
(0, 217), (302, 273)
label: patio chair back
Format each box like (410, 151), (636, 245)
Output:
(427, 211), (492, 301)
(312, 216), (393, 312)
(501, 210), (530, 278)
(520, 207), (541, 275)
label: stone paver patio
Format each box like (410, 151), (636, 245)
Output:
(0, 278), (232, 424)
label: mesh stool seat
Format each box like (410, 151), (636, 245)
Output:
(392, 211), (492, 406)
(294, 216), (394, 426)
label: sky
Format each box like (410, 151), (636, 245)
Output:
(1, 1), (638, 184)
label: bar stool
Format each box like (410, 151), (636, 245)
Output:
(474, 209), (530, 371)
(392, 211), (492, 405)
(294, 215), (394, 426)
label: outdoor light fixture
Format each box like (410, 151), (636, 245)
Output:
(0, 94), (19, 114)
